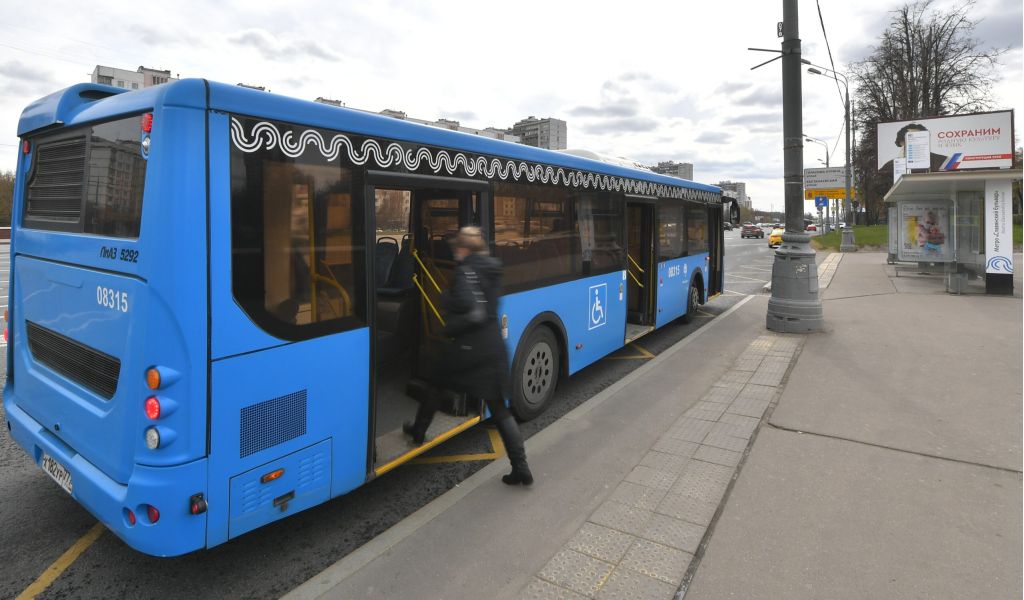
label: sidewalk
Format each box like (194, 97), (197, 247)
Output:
(283, 252), (1022, 600)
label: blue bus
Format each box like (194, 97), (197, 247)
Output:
(4, 80), (734, 556)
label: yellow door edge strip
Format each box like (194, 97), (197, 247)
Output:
(17, 521), (105, 600)
(409, 425), (506, 465)
(374, 416), (482, 476)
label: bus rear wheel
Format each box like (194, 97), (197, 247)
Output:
(681, 281), (700, 324)
(510, 326), (560, 421)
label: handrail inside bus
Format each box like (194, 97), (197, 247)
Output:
(627, 253), (645, 274)
(411, 249), (443, 293)
(412, 274), (446, 326)
(627, 268), (644, 289)
(316, 261), (352, 316)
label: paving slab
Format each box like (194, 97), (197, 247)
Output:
(686, 426), (1023, 600)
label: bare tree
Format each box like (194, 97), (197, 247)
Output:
(849, 0), (1003, 223)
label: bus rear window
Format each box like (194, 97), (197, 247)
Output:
(25, 115), (147, 238)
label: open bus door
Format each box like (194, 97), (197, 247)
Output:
(625, 198), (657, 343)
(707, 204), (724, 297)
(367, 175), (488, 475)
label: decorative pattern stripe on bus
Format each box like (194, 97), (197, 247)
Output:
(229, 117), (719, 204)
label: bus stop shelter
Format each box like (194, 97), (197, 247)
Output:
(884, 168), (1021, 295)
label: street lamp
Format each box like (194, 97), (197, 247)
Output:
(803, 134), (829, 167)
(807, 65), (856, 251)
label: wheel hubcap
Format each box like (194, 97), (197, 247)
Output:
(522, 341), (554, 406)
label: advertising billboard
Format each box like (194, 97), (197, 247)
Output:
(897, 200), (951, 262)
(877, 110), (1013, 172)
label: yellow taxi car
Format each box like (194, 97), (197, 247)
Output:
(768, 227), (785, 248)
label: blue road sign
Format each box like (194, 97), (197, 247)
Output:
(814, 196), (828, 209)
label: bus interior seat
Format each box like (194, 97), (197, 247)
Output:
(375, 238), (399, 286)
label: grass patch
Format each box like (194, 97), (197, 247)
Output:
(811, 224), (889, 251)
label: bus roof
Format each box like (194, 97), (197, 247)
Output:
(20, 79), (722, 199)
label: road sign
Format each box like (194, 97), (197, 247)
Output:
(803, 187), (856, 200)
(803, 167), (846, 189)
(814, 196), (828, 209)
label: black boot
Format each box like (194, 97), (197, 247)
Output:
(495, 416), (533, 485)
(403, 389), (438, 445)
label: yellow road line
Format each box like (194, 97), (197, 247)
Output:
(17, 522), (104, 600)
(410, 427), (506, 465)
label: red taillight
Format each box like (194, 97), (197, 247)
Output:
(126, 509), (137, 526)
(22, 140), (30, 155)
(141, 113), (153, 133)
(144, 396), (161, 420)
(147, 505), (160, 523)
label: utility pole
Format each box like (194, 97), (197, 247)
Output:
(767, 0), (824, 333)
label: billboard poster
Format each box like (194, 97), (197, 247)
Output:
(985, 180), (1013, 274)
(904, 130), (931, 169)
(898, 200), (951, 262)
(877, 110), (1013, 171)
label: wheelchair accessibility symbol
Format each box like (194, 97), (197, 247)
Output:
(588, 283), (607, 330)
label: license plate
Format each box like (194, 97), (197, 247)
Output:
(41, 453), (73, 495)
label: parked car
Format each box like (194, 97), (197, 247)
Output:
(806, 223), (817, 231)
(741, 224), (764, 239)
(724, 221), (734, 230)
(768, 227), (785, 248)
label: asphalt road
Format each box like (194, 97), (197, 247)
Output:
(0, 231), (777, 600)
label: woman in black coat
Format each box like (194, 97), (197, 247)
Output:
(404, 226), (533, 486)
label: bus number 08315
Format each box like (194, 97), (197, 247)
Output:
(96, 286), (129, 313)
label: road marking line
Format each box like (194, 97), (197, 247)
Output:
(725, 273), (769, 283)
(17, 522), (104, 600)
(410, 428), (505, 465)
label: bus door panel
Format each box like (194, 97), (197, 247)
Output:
(625, 199), (656, 339)
(707, 204), (724, 297)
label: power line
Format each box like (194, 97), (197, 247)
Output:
(815, 0), (846, 106)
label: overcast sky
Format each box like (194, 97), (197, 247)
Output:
(1, 0), (1021, 212)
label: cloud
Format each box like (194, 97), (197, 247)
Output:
(441, 110), (478, 121)
(695, 131), (732, 144)
(723, 112), (782, 127)
(975, 0), (1023, 50)
(229, 29), (340, 62)
(580, 117), (659, 134)
(716, 82), (752, 94)
(735, 85), (782, 108)
(0, 61), (59, 96)
(568, 100), (638, 118)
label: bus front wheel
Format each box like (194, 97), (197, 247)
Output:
(510, 326), (560, 421)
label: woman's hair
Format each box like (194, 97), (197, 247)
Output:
(453, 225), (488, 253)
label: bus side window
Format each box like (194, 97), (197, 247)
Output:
(231, 122), (366, 341)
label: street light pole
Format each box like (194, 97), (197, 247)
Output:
(767, 0), (824, 333)
(808, 65), (856, 251)
(803, 135), (829, 167)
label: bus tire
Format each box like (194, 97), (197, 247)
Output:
(681, 280), (700, 324)
(510, 326), (560, 421)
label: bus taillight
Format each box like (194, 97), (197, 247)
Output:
(22, 140), (29, 154)
(146, 505), (160, 524)
(144, 396), (161, 420)
(146, 368), (161, 390)
(141, 113), (153, 133)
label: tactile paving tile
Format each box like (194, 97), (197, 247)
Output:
(594, 567), (677, 600)
(651, 437), (700, 457)
(538, 548), (615, 598)
(624, 465), (678, 491)
(736, 383), (778, 402)
(588, 501), (654, 537)
(692, 401), (728, 420)
(521, 577), (589, 600)
(685, 406), (725, 423)
(639, 451), (694, 475)
(717, 369), (753, 385)
(663, 418), (715, 443)
(567, 522), (638, 564)
(619, 539), (693, 586)
(726, 397), (771, 418)
(694, 444), (742, 467)
(709, 380), (745, 393)
(700, 385), (741, 404)
(718, 413), (760, 437)
(640, 513), (705, 553)
(655, 490), (720, 526)
(731, 355), (764, 372)
(701, 429), (749, 453)
(609, 480), (670, 511)
(671, 462), (733, 502)
(747, 368), (786, 387)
